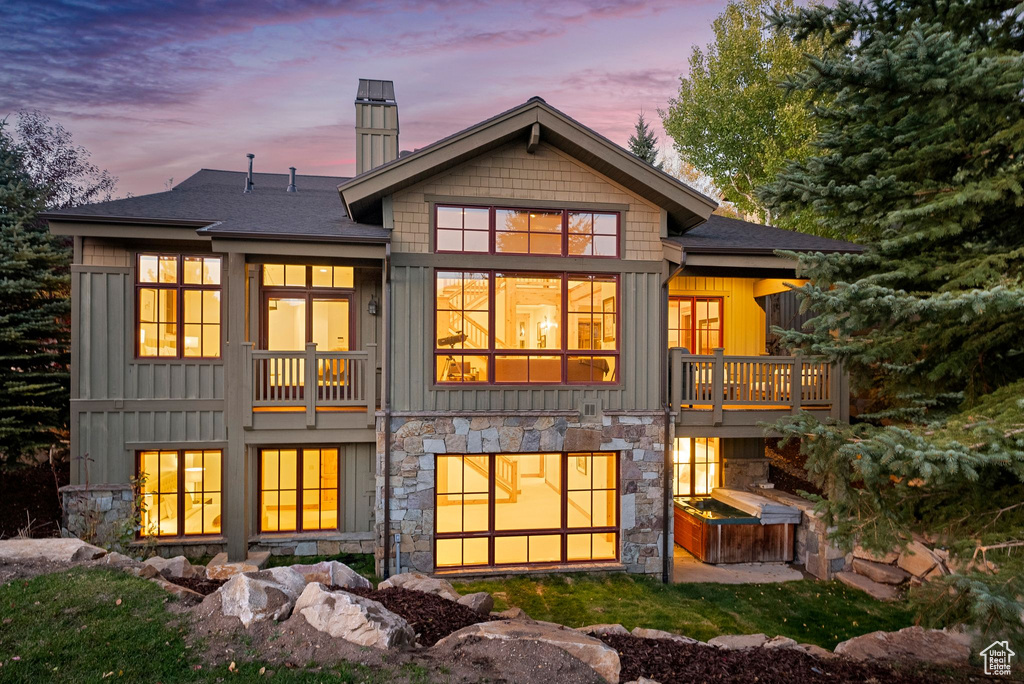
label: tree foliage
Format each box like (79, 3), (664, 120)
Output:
(626, 112), (662, 168)
(760, 0), (1024, 635)
(661, 0), (824, 231)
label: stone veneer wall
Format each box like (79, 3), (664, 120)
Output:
(375, 413), (667, 576)
(722, 456), (769, 490)
(60, 484), (135, 549)
(756, 487), (851, 579)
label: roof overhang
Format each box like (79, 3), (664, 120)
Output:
(339, 99), (718, 231)
(46, 216), (213, 242)
(662, 239), (800, 272)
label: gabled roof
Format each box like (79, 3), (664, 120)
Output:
(44, 169), (389, 243)
(339, 97), (718, 231)
(664, 215), (863, 255)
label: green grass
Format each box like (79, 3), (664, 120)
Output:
(452, 573), (915, 649)
(0, 567), (409, 683)
(265, 552), (376, 581)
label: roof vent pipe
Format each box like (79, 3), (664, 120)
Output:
(287, 167), (297, 192)
(244, 153), (255, 193)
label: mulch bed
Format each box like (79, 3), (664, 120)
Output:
(598, 634), (959, 684)
(165, 575), (227, 596)
(337, 586), (492, 647)
(765, 438), (822, 497)
(0, 461), (69, 538)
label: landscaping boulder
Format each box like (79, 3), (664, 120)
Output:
(896, 541), (940, 577)
(143, 555), (197, 579)
(631, 627), (698, 644)
(294, 583), (415, 650)
(219, 567), (307, 627)
(836, 571), (900, 602)
(102, 551), (140, 568)
(494, 606), (534, 622)
(851, 558), (909, 585)
(798, 643), (837, 659)
(456, 591), (493, 615)
(834, 626), (971, 666)
(853, 545), (899, 565)
(206, 552), (259, 580)
(763, 636), (798, 650)
(436, 620), (620, 683)
(378, 572), (460, 601)
(290, 560), (371, 590)
(578, 624), (630, 637)
(0, 538), (106, 563)
(708, 633), (768, 649)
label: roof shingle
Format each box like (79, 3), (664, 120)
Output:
(665, 215), (862, 254)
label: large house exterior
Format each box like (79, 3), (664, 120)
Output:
(46, 80), (859, 581)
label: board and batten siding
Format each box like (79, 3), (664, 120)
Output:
(341, 442), (376, 533)
(390, 265), (662, 412)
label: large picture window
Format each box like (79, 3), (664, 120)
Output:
(673, 437), (721, 497)
(435, 271), (618, 384)
(434, 204), (619, 258)
(668, 296), (722, 354)
(137, 254), (222, 358)
(435, 452), (618, 568)
(138, 449), (222, 537)
(259, 448), (339, 533)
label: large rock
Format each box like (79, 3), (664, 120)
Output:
(834, 626), (971, 666)
(896, 541), (939, 577)
(494, 606), (534, 622)
(436, 620), (621, 683)
(708, 633), (768, 650)
(205, 552), (259, 580)
(578, 624), (630, 637)
(143, 555), (197, 579)
(631, 627), (698, 644)
(456, 591), (493, 615)
(102, 551), (140, 568)
(853, 545), (899, 565)
(378, 572), (460, 601)
(290, 561), (371, 590)
(219, 567), (308, 627)
(852, 558), (909, 585)
(836, 571), (900, 601)
(763, 636), (799, 650)
(0, 538), (106, 563)
(294, 583), (415, 650)
(798, 643), (837, 659)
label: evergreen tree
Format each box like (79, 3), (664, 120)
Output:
(627, 112), (662, 168)
(761, 0), (1024, 634)
(0, 121), (71, 466)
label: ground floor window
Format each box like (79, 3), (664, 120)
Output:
(673, 438), (720, 497)
(435, 452), (618, 568)
(259, 448), (339, 532)
(138, 450), (222, 537)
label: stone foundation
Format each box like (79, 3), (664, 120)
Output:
(376, 412), (667, 576)
(250, 532), (376, 558)
(60, 484), (135, 551)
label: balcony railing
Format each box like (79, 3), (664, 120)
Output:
(242, 342), (377, 427)
(668, 348), (846, 426)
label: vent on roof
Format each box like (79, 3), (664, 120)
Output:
(287, 167), (296, 193)
(354, 79), (399, 174)
(244, 153), (255, 194)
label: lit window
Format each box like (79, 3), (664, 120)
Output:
(436, 206), (489, 253)
(263, 264), (354, 289)
(673, 437), (720, 497)
(435, 452), (618, 568)
(495, 209), (562, 255)
(668, 296), (722, 354)
(568, 212), (618, 257)
(435, 271), (489, 383)
(137, 254), (221, 358)
(260, 448), (339, 532)
(138, 450), (222, 537)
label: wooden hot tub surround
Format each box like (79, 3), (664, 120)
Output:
(674, 497), (794, 564)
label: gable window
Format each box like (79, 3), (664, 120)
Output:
(138, 449), (222, 537)
(137, 254), (222, 358)
(259, 448), (339, 533)
(435, 271), (618, 384)
(668, 296), (722, 354)
(434, 205), (619, 258)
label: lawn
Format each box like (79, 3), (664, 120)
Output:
(452, 573), (915, 649)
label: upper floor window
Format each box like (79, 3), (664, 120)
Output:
(137, 254), (222, 359)
(668, 296), (722, 355)
(435, 270), (618, 384)
(435, 204), (619, 258)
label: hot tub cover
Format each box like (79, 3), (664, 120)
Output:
(710, 489), (802, 525)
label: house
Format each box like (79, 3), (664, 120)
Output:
(46, 80), (860, 580)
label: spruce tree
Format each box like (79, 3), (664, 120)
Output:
(627, 112), (662, 168)
(761, 0), (1024, 634)
(0, 121), (70, 466)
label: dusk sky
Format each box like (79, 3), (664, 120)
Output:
(3, 0), (727, 197)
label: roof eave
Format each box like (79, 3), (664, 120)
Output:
(42, 213), (215, 228)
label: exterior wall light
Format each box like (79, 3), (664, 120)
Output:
(368, 294), (379, 316)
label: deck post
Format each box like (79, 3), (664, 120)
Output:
(305, 343), (317, 428)
(242, 342), (254, 428)
(712, 348), (724, 426)
(366, 343), (378, 426)
(792, 352), (804, 414)
(669, 348), (682, 425)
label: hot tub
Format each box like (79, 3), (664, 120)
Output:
(674, 496), (795, 564)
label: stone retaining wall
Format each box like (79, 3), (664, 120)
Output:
(375, 412), (668, 576)
(755, 487), (851, 579)
(60, 484), (135, 551)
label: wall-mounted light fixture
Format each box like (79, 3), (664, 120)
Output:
(367, 294), (379, 316)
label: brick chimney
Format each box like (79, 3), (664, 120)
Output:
(354, 79), (399, 174)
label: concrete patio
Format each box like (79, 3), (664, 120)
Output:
(673, 545), (806, 584)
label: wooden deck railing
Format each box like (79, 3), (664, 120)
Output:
(243, 342), (377, 427)
(669, 348), (845, 426)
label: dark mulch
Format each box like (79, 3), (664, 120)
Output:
(0, 461), (69, 538)
(765, 438), (822, 497)
(599, 634), (959, 684)
(165, 575), (227, 596)
(337, 586), (492, 647)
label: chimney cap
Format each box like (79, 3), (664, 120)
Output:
(246, 152), (255, 159)
(356, 79), (396, 104)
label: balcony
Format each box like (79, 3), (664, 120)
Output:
(668, 348), (847, 435)
(242, 343), (378, 428)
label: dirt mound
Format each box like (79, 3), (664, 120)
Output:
(340, 585), (492, 646)
(164, 574), (226, 596)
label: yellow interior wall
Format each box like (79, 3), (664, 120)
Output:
(667, 276), (767, 356)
